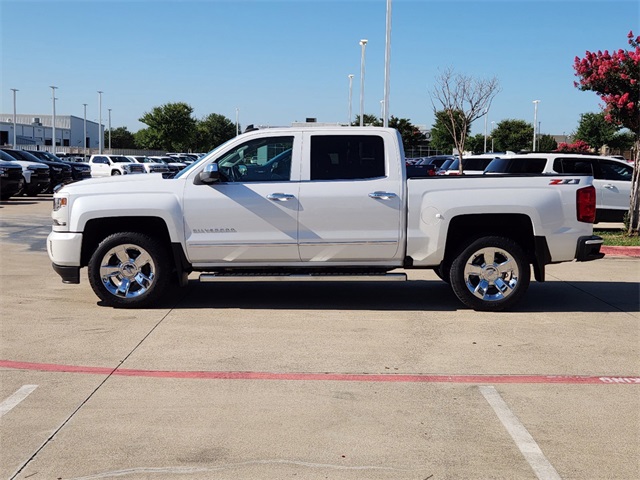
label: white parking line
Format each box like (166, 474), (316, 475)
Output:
(0, 385), (38, 417)
(480, 385), (562, 480)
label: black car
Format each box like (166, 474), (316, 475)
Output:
(0, 158), (24, 200)
(1, 148), (73, 193)
(27, 150), (91, 182)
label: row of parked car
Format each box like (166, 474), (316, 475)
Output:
(0, 149), (201, 200)
(407, 152), (634, 223)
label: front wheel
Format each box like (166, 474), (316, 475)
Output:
(88, 232), (171, 308)
(449, 236), (530, 311)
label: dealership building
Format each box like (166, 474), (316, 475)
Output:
(0, 114), (103, 151)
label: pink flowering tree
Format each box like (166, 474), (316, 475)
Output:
(574, 31), (640, 234)
(555, 140), (592, 153)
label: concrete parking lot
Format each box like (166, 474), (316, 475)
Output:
(1, 196), (639, 479)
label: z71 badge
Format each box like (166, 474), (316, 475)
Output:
(549, 178), (581, 185)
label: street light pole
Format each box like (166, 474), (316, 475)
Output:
(347, 74), (354, 125)
(82, 103), (87, 160)
(382, 0), (392, 127)
(359, 39), (368, 127)
(532, 100), (540, 152)
(491, 121), (495, 152)
(10, 88), (18, 147)
(108, 108), (112, 151)
(50, 86), (58, 152)
(235, 108), (240, 135)
(97, 91), (103, 154)
(483, 108), (488, 153)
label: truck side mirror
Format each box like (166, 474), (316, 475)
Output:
(198, 163), (220, 184)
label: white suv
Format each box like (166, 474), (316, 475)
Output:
(88, 155), (146, 177)
(126, 156), (170, 175)
(484, 153), (633, 223)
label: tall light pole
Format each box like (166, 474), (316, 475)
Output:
(382, 0), (392, 127)
(483, 108), (489, 153)
(10, 88), (18, 147)
(347, 74), (354, 125)
(97, 91), (103, 154)
(50, 86), (58, 151)
(532, 100), (540, 152)
(359, 39), (368, 127)
(491, 121), (495, 152)
(380, 100), (384, 121)
(108, 108), (112, 151)
(82, 103), (87, 160)
(235, 107), (240, 135)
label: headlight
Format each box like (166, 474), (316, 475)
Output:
(0, 167), (7, 176)
(53, 196), (67, 211)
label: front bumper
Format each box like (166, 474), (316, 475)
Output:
(576, 235), (605, 261)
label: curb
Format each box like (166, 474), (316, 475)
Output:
(601, 246), (640, 258)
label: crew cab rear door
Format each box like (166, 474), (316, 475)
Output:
(182, 133), (302, 264)
(297, 132), (404, 262)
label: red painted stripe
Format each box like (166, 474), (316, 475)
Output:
(601, 246), (640, 257)
(2, 359), (639, 384)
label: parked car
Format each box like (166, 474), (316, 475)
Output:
(442, 153), (514, 175)
(419, 155), (457, 170)
(0, 157), (25, 200)
(147, 156), (188, 175)
(87, 155), (146, 177)
(484, 153), (633, 223)
(0, 149), (50, 196)
(27, 150), (92, 182)
(125, 156), (170, 175)
(2, 148), (74, 193)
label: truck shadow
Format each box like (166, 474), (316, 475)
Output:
(162, 279), (639, 313)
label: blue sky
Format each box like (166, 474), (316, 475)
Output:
(1, 0), (638, 136)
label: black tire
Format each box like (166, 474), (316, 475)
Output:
(88, 232), (171, 308)
(449, 236), (530, 312)
(111, 170), (121, 176)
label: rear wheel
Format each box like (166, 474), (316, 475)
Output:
(88, 232), (171, 308)
(449, 236), (530, 311)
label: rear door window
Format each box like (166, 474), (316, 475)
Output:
(553, 158), (594, 175)
(310, 135), (385, 180)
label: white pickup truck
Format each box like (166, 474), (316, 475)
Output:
(47, 127), (604, 311)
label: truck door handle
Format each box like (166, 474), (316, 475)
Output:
(368, 191), (397, 200)
(267, 193), (295, 202)
(604, 184), (615, 189)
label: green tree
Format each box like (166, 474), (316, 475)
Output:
(537, 134), (558, 152)
(608, 131), (635, 152)
(133, 128), (155, 150)
(492, 119), (533, 152)
(388, 116), (426, 150)
(195, 113), (237, 151)
(138, 102), (196, 151)
(107, 126), (136, 149)
(465, 133), (487, 154)
(352, 114), (381, 126)
(430, 109), (469, 154)
(574, 112), (619, 151)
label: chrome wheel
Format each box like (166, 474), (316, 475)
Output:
(450, 236), (530, 311)
(99, 243), (156, 298)
(88, 232), (171, 307)
(463, 247), (519, 301)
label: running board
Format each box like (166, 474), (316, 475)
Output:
(199, 273), (407, 283)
